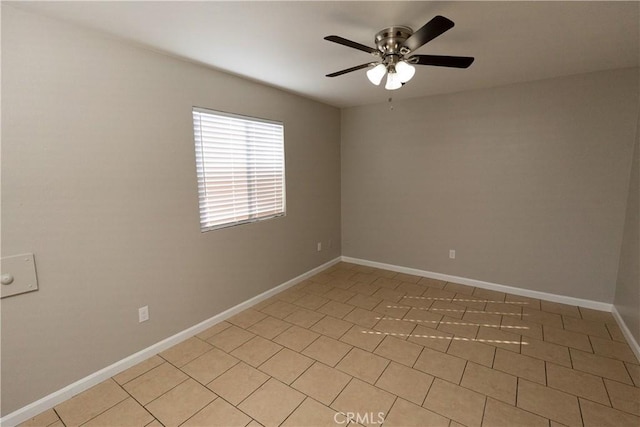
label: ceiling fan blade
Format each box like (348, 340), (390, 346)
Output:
(324, 35), (378, 54)
(326, 63), (373, 77)
(402, 16), (454, 52)
(410, 54), (474, 68)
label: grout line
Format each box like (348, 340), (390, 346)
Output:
(543, 359), (549, 387)
(275, 383), (307, 427)
(587, 335), (595, 355)
(139, 400), (161, 427)
(385, 395), (399, 423)
(577, 397), (586, 427)
(70, 381), (130, 427)
(177, 396), (219, 426)
(605, 321), (615, 341)
(114, 357), (163, 388)
(343, 257), (613, 312)
(142, 377), (190, 408)
(372, 360), (393, 389)
(479, 393), (488, 426)
(232, 372), (271, 409)
(459, 360), (469, 385)
(601, 376), (615, 409)
(115, 384), (147, 412)
(328, 376), (355, 408)
(217, 394), (256, 425)
(15, 261), (638, 427)
(51, 408), (64, 427)
(419, 377), (433, 408)
(290, 359), (323, 388)
(623, 362), (640, 387)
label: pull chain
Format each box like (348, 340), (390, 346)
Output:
(388, 97), (394, 110)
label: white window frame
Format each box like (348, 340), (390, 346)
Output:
(192, 107), (286, 232)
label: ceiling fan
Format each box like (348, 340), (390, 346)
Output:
(324, 15), (474, 90)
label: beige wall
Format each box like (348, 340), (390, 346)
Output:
(342, 69), (638, 303)
(1, 5), (341, 415)
(614, 113), (639, 343)
(3, 2), (639, 417)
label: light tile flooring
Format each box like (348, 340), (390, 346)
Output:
(21, 262), (640, 427)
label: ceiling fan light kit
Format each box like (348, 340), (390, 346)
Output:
(385, 71), (402, 90)
(325, 16), (474, 91)
(366, 63), (387, 85)
(395, 61), (416, 83)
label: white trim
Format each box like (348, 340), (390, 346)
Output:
(0, 257), (341, 427)
(343, 256), (640, 363)
(341, 256), (613, 312)
(611, 306), (640, 363)
(347, 256), (640, 362)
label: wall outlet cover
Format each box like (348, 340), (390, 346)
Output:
(138, 306), (149, 323)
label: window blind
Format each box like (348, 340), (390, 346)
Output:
(193, 107), (286, 231)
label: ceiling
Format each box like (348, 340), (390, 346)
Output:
(9, 1), (640, 108)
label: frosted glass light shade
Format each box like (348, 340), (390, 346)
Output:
(385, 71), (402, 90)
(396, 61), (416, 83)
(366, 64), (387, 85)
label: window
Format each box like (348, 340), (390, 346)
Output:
(192, 107), (286, 231)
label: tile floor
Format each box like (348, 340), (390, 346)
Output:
(20, 262), (640, 427)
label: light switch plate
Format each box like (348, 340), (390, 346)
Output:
(1, 253), (39, 298)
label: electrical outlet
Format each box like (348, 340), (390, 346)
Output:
(317, 242), (322, 252)
(449, 250), (456, 259)
(138, 306), (149, 323)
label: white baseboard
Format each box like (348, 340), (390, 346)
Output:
(1, 257), (341, 427)
(4, 254), (637, 426)
(342, 256), (613, 311)
(611, 306), (640, 363)
(343, 256), (640, 363)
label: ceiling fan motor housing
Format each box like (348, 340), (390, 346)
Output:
(374, 26), (413, 65)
